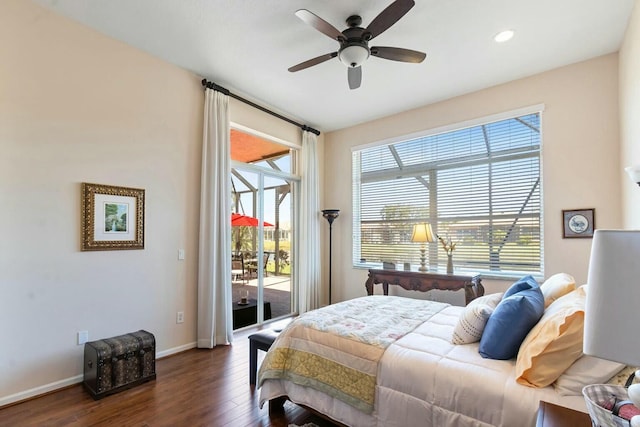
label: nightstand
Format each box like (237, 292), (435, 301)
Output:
(536, 401), (591, 427)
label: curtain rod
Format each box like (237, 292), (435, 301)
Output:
(201, 79), (320, 136)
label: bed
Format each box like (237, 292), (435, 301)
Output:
(258, 280), (622, 427)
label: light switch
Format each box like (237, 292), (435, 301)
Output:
(78, 330), (89, 345)
(178, 249), (185, 260)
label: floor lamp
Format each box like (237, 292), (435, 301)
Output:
(322, 209), (340, 304)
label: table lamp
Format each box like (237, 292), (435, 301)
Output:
(411, 223), (435, 272)
(583, 229), (640, 427)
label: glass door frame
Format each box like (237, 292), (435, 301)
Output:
(231, 160), (300, 325)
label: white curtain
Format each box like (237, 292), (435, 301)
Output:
(298, 130), (321, 313)
(197, 88), (233, 348)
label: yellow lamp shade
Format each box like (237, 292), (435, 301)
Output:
(411, 223), (435, 243)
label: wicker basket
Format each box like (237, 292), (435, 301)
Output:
(583, 384), (631, 427)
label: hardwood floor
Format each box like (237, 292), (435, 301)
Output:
(0, 325), (337, 427)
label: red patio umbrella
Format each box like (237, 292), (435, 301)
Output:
(231, 213), (273, 227)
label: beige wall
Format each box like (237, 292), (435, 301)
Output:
(620, 0), (640, 228)
(0, 0), (202, 403)
(324, 54), (622, 301)
(0, 0), (304, 405)
(0, 0), (633, 407)
(230, 98), (304, 146)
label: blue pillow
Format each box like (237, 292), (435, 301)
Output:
(503, 275), (539, 299)
(478, 286), (544, 360)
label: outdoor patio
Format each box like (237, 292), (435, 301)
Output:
(231, 274), (292, 328)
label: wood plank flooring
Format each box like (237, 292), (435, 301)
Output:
(0, 325), (337, 427)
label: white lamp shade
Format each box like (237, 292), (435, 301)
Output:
(626, 165), (640, 184)
(411, 223), (435, 243)
(583, 230), (640, 367)
(338, 44), (369, 68)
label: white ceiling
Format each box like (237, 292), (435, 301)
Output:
(32, 0), (634, 132)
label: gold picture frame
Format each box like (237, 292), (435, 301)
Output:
(81, 183), (145, 251)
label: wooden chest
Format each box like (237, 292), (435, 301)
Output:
(83, 329), (156, 399)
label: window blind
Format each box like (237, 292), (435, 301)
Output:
(352, 112), (542, 277)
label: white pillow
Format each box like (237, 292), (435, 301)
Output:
(553, 355), (625, 396)
(451, 293), (503, 345)
(470, 292), (503, 308)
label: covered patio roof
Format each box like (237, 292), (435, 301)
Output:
(231, 129), (290, 164)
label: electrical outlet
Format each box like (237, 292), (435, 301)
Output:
(176, 311), (184, 324)
(178, 249), (185, 260)
(78, 330), (89, 345)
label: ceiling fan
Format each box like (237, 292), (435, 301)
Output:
(288, 0), (426, 90)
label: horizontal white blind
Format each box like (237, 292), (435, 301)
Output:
(352, 113), (542, 276)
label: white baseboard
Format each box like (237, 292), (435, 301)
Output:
(0, 342), (198, 408)
(0, 374), (84, 408)
(156, 341), (197, 358)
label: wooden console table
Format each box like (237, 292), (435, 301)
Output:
(365, 269), (484, 305)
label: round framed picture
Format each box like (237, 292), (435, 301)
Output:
(562, 209), (595, 238)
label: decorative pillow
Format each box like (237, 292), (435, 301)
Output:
(554, 356), (626, 396)
(540, 273), (576, 308)
(479, 286), (544, 360)
(503, 275), (539, 299)
(450, 293), (503, 345)
(515, 286), (586, 387)
(608, 366), (639, 386)
(451, 304), (494, 345)
(469, 292), (504, 308)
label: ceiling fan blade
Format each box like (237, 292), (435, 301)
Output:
(295, 9), (343, 41)
(288, 52), (338, 72)
(365, 0), (415, 40)
(348, 66), (362, 90)
(370, 46), (426, 63)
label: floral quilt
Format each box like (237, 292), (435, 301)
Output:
(258, 295), (448, 413)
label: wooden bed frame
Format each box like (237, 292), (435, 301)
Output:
(269, 395), (348, 427)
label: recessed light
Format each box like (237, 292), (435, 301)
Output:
(494, 30), (515, 43)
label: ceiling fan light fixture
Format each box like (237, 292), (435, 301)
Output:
(289, 1), (424, 87)
(338, 44), (370, 68)
(494, 29), (515, 43)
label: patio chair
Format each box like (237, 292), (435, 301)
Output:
(246, 253), (270, 278)
(263, 252), (270, 277)
(231, 255), (247, 284)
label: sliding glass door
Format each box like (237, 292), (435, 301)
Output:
(230, 128), (298, 329)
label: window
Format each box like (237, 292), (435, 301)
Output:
(352, 110), (542, 278)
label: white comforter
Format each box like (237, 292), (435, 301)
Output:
(260, 303), (587, 427)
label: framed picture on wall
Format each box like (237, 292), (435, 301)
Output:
(81, 182), (145, 250)
(562, 208), (595, 238)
